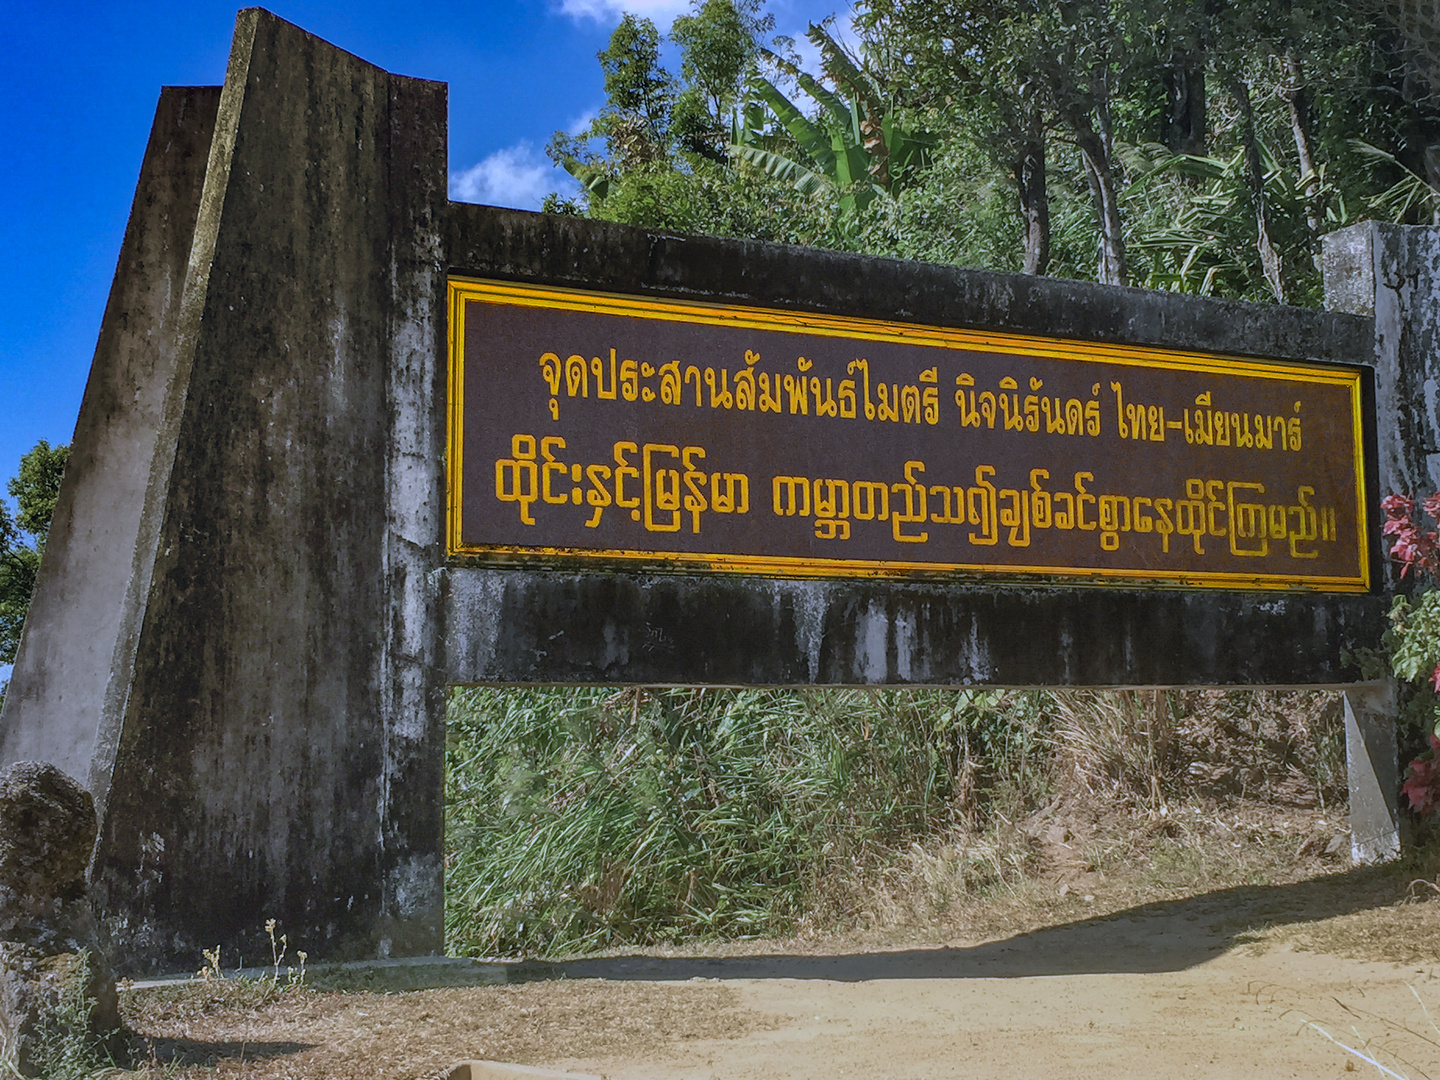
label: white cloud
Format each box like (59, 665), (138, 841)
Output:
(769, 7), (858, 100)
(788, 5), (860, 65)
(557, 0), (691, 27)
(567, 108), (600, 137)
(449, 143), (575, 210)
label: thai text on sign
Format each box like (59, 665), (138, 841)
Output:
(447, 279), (1371, 591)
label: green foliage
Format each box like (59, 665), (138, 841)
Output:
(1, 440), (67, 676)
(1385, 592), (1440, 735)
(444, 686), (1051, 956)
(860, 0), (1440, 295)
(551, 1), (771, 187)
(10, 440), (68, 546)
(671, 0), (772, 159)
(599, 13), (672, 143)
(586, 157), (837, 244)
(529, 0), (1440, 297)
(10, 951), (117, 1080)
(549, 3), (925, 244)
(732, 25), (936, 215)
(844, 139), (1097, 277)
(1123, 142), (1340, 305)
(0, 546), (39, 669)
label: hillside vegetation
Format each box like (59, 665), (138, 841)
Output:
(445, 686), (1353, 957)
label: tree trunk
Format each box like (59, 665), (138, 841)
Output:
(1015, 115), (1050, 276)
(1162, 60), (1207, 156)
(1232, 77), (1285, 303)
(1075, 120), (1127, 287)
(1281, 48), (1323, 249)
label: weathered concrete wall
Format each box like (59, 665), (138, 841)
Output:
(441, 205), (1388, 687)
(71, 11), (448, 974)
(440, 571), (1384, 688)
(1343, 682), (1402, 864)
(449, 207), (1374, 364)
(1326, 223), (1440, 518)
(1321, 223), (1440, 864)
(0, 87), (219, 804)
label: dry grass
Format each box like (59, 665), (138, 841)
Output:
(779, 688), (1353, 942)
(1266, 836), (1440, 964)
(798, 796), (1352, 945)
(110, 830), (1440, 1078)
(109, 831), (1440, 1080)
(119, 979), (764, 1079)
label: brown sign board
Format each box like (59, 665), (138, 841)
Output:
(448, 279), (1371, 592)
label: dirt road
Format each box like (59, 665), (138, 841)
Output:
(545, 922), (1436, 1079)
(128, 872), (1440, 1079)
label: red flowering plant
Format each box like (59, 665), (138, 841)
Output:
(1381, 492), (1440, 816)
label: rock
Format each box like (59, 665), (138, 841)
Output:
(0, 945), (119, 1075)
(0, 762), (95, 928)
(0, 762), (120, 1076)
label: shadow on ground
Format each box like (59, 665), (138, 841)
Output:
(132, 1035), (314, 1067)
(513, 863), (1414, 983)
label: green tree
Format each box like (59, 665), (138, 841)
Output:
(860, 0), (1142, 284)
(671, 0), (773, 160)
(548, 0), (841, 244)
(532, 0), (1440, 303)
(599, 12), (674, 160)
(1, 439), (69, 676)
(549, 12), (677, 199)
(734, 23), (937, 218)
(859, 0), (1053, 273)
(862, 0), (1440, 301)
(1118, 0), (1440, 305)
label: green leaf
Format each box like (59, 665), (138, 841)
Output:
(560, 157), (613, 200)
(730, 144), (832, 196)
(747, 75), (838, 174)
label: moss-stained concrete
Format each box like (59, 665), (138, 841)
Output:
(1, 9), (1424, 974)
(54, 10), (448, 974)
(439, 204), (1387, 689)
(0, 87), (219, 803)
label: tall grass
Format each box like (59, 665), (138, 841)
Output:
(444, 686), (1344, 957)
(444, 686), (1051, 956)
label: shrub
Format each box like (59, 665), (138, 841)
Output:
(1378, 493), (1440, 815)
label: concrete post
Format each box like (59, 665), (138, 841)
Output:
(1323, 222), (1440, 864)
(0, 87), (219, 805)
(1, 10), (449, 973)
(1324, 223), (1440, 516)
(1343, 682), (1402, 865)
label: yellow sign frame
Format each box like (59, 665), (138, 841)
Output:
(447, 278), (1372, 592)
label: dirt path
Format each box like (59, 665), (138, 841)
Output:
(547, 930), (1437, 1079)
(125, 873), (1440, 1080)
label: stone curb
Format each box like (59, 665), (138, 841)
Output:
(125, 955), (511, 991)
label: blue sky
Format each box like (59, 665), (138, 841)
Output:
(0, 0), (847, 508)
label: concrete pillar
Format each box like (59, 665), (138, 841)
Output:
(1323, 224), (1440, 864)
(0, 86), (219, 804)
(1, 10), (449, 974)
(1324, 223), (1440, 522)
(1343, 682), (1401, 865)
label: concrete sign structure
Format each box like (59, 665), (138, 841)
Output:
(0, 9), (1426, 971)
